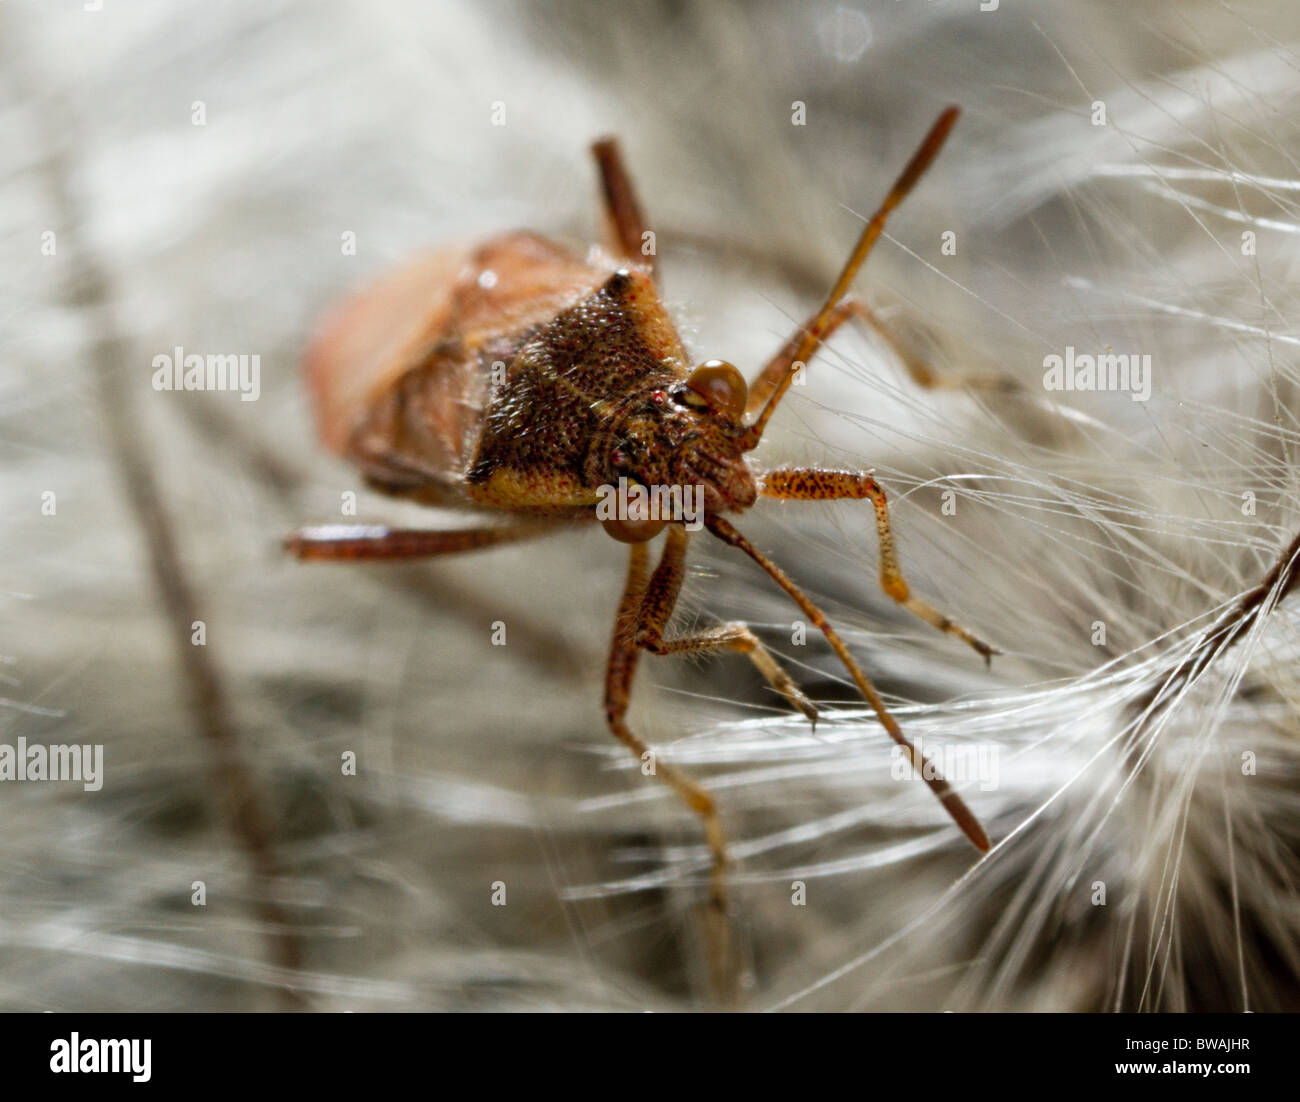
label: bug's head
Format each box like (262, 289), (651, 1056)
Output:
(671, 358), (757, 506)
(598, 359), (757, 543)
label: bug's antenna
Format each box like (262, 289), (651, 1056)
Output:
(706, 513), (990, 853)
(740, 107), (960, 450)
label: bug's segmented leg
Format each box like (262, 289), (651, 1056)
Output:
(590, 137), (656, 280)
(741, 108), (961, 448)
(759, 468), (999, 663)
(705, 514), (990, 853)
(746, 297), (1015, 416)
(649, 628), (821, 727)
(604, 537), (735, 1001)
(746, 297), (866, 416)
(283, 523), (550, 561)
(636, 525), (818, 728)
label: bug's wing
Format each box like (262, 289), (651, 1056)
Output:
(304, 246), (474, 457)
(451, 232), (613, 348)
(305, 233), (614, 505)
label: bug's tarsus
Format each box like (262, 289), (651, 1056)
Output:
(604, 538), (738, 1001)
(704, 512), (991, 853)
(742, 106), (961, 448)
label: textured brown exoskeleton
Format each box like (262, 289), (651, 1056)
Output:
(288, 107), (998, 996)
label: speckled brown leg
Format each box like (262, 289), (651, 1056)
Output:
(759, 467), (999, 662)
(747, 296), (1014, 416)
(603, 537), (735, 1001)
(845, 300), (1020, 392)
(705, 513), (990, 854)
(636, 525), (818, 728)
(591, 138), (655, 279)
(284, 523), (550, 560)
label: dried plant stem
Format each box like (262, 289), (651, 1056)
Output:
(32, 102), (305, 1008)
(1146, 527), (1300, 707)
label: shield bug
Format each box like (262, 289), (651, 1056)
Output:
(288, 107), (998, 993)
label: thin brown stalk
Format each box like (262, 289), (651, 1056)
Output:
(29, 88), (305, 1008)
(1140, 527), (1300, 711)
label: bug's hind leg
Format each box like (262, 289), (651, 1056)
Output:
(283, 522), (551, 561)
(747, 297), (866, 416)
(835, 298), (1021, 392)
(746, 296), (1017, 417)
(590, 137), (656, 279)
(760, 468), (1000, 662)
(605, 538), (736, 1002)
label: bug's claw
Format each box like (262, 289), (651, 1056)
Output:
(954, 629), (999, 665)
(800, 700), (819, 732)
(784, 687), (819, 731)
(972, 636), (1001, 666)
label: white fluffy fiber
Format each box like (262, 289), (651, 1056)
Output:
(2, 0), (1297, 1010)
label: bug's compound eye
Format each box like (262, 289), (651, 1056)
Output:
(685, 359), (747, 419)
(601, 515), (666, 544)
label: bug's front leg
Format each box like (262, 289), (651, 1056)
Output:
(760, 468), (1000, 662)
(605, 540), (727, 900)
(604, 536), (738, 1001)
(636, 525), (818, 728)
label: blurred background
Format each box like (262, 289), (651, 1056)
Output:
(2, 0), (1298, 1011)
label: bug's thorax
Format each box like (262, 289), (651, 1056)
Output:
(447, 257), (760, 519)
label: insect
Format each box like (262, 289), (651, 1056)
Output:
(288, 106), (997, 993)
